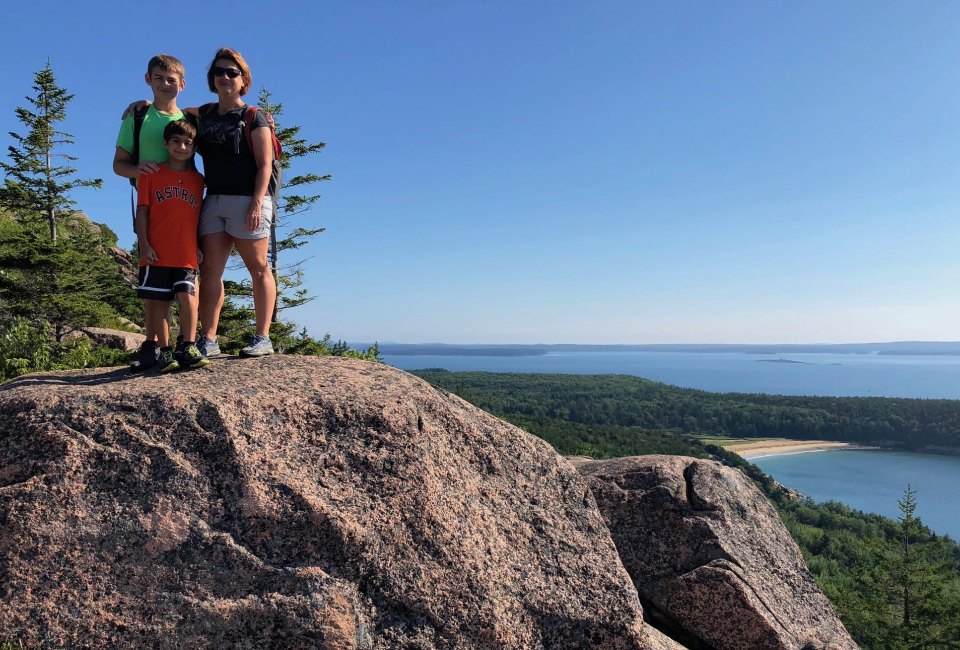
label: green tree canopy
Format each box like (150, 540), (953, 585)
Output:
(847, 485), (958, 648)
(0, 61), (101, 241)
(0, 63), (136, 378)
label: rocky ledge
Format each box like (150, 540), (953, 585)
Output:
(575, 456), (857, 650)
(0, 356), (855, 649)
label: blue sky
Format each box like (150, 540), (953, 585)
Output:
(1, 1), (958, 344)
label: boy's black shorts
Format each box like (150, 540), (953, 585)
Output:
(136, 266), (198, 301)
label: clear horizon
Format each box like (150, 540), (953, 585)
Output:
(2, 1), (959, 344)
(370, 340), (960, 347)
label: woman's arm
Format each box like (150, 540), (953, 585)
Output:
(121, 100), (150, 120)
(120, 100), (200, 119)
(245, 127), (274, 232)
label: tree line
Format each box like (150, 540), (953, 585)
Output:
(414, 369), (960, 647)
(415, 370), (960, 451)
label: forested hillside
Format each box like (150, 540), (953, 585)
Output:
(413, 369), (960, 647)
(414, 370), (960, 450)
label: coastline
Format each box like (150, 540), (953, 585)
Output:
(723, 439), (871, 460)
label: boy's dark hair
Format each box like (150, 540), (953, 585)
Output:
(147, 54), (185, 80)
(163, 119), (197, 142)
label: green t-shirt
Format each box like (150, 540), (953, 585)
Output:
(115, 105), (185, 165)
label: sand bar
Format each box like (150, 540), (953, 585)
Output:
(723, 439), (859, 459)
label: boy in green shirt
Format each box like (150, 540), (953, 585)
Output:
(113, 54), (188, 372)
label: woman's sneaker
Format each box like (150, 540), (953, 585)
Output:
(176, 342), (210, 369)
(240, 335), (273, 357)
(158, 347), (180, 373)
(197, 335), (221, 358)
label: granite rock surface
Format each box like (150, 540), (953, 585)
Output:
(70, 327), (145, 350)
(0, 357), (679, 649)
(576, 456), (858, 650)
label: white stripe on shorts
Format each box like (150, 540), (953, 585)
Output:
(137, 266), (153, 291)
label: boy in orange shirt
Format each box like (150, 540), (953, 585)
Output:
(135, 119), (207, 372)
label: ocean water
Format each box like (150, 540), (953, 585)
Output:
(383, 350), (960, 399)
(752, 450), (960, 540)
(382, 348), (960, 537)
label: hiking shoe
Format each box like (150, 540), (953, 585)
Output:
(240, 334), (273, 357)
(197, 335), (221, 358)
(176, 342), (210, 369)
(130, 341), (158, 373)
(158, 347), (180, 373)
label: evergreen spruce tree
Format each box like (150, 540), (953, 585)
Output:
(0, 62), (101, 241)
(258, 87), (328, 289)
(850, 485), (955, 648)
(0, 62), (134, 371)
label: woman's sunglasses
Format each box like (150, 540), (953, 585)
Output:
(213, 67), (242, 79)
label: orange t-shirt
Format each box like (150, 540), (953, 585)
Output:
(136, 165), (204, 269)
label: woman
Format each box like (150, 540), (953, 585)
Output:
(191, 48), (276, 358)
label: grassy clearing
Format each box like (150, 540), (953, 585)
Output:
(694, 435), (778, 446)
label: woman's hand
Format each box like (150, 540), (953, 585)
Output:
(121, 99), (151, 120)
(245, 199), (262, 233)
(248, 128), (273, 233)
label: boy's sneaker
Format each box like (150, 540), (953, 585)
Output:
(130, 341), (158, 373)
(176, 342), (210, 369)
(240, 335), (273, 358)
(197, 335), (221, 358)
(158, 347), (180, 373)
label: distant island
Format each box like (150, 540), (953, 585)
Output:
(374, 344), (548, 357)
(371, 341), (960, 357)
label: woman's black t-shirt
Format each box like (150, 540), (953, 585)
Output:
(196, 105), (270, 196)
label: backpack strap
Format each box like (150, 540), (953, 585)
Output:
(128, 105), (149, 187)
(241, 106), (282, 159)
(131, 105), (149, 162)
(240, 105), (259, 155)
(241, 106), (282, 202)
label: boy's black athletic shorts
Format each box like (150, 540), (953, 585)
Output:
(136, 266), (198, 301)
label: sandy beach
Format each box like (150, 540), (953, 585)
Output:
(723, 439), (858, 459)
